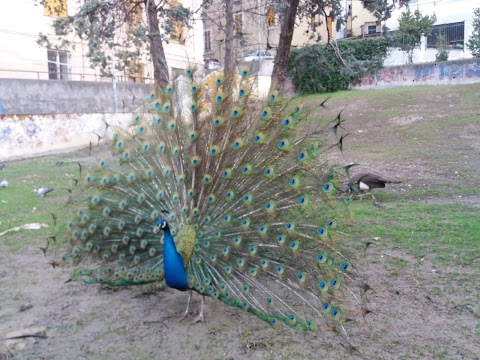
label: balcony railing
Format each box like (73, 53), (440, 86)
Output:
(0, 68), (154, 83)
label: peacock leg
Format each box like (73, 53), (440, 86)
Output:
(179, 290), (193, 321)
(191, 295), (205, 324)
(371, 192), (383, 207)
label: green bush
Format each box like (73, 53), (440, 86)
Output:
(287, 37), (389, 93)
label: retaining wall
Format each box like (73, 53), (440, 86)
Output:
(352, 58), (480, 89)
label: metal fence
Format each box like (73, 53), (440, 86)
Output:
(427, 21), (465, 49)
(0, 68), (155, 83)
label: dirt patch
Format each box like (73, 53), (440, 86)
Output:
(1, 245), (478, 359)
(390, 115), (424, 126)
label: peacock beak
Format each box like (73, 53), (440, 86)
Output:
(153, 225), (160, 234)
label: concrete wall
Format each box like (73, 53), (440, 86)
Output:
(351, 58), (480, 89)
(0, 113), (133, 161)
(0, 79), (153, 115)
(0, 79), (153, 160)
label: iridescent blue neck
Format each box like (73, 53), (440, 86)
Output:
(163, 228), (188, 290)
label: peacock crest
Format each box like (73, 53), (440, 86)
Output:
(63, 66), (367, 349)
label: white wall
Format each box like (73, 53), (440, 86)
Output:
(0, 0), (204, 82)
(0, 113), (133, 161)
(384, 0), (480, 65)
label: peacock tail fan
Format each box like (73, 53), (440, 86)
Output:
(63, 66), (366, 349)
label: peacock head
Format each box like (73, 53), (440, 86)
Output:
(153, 218), (169, 234)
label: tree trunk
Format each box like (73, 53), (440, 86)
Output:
(146, 0), (170, 90)
(223, 0), (236, 94)
(270, 0), (300, 92)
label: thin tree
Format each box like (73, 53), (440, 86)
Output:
(270, 0), (300, 91)
(223, 0), (236, 91)
(394, 7), (436, 63)
(270, 0), (349, 92)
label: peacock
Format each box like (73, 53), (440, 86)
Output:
(62, 67), (369, 351)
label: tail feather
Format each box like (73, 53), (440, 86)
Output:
(63, 66), (366, 348)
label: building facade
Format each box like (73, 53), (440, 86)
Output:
(384, 0), (480, 65)
(202, 0), (382, 69)
(0, 0), (203, 83)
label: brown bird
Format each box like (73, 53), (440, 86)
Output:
(347, 171), (401, 206)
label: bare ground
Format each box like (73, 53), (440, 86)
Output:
(1, 84), (480, 359)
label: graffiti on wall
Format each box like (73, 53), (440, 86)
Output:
(415, 64), (436, 81)
(465, 60), (480, 78)
(439, 63), (463, 80)
(352, 72), (375, 87)
(0, 98), (5, 115)
(0, 126), (12, 140)
(376, 67), (408, 83)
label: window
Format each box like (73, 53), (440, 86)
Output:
(427, 22), (465, 48)
(235, 13), (243, 34)
(368, 24), (377, 34)
(266, 6), (275, 27)
(204, 29), (212, 51)
(44, 0), (67, 17)
(47, 49), (69, 80)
